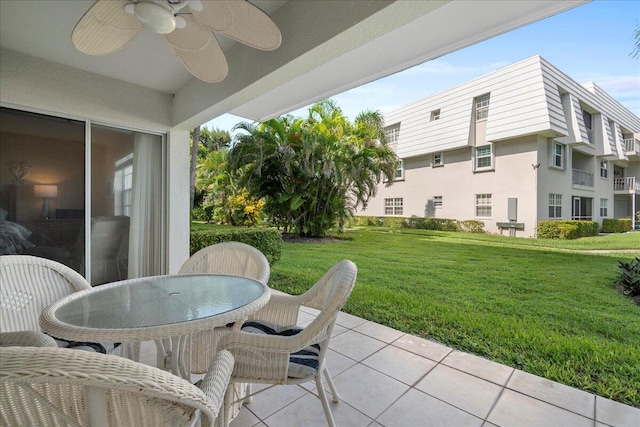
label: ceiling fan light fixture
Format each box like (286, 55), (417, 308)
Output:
(134, 2), (176, 34)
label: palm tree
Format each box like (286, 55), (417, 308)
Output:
(229, 100), (398, 236)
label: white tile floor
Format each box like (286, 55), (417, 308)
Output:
(139, 308), (640, 427)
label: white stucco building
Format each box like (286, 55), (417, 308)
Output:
(363, 55), (640, 237)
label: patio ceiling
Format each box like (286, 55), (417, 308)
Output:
(0, 0), (586, 130)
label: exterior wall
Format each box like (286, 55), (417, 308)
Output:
(365, 136), (539, 236)
(367, 55), (640, 237)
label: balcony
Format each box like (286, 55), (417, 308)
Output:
(572, 169), (594, 188)
(624, 138), (640, 160)
(613, 177), (640, 194)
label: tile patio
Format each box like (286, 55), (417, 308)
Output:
(139, 307), (639, 427)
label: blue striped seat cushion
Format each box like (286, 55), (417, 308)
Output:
(49, 335), (120, 354)
(241, 321), (320, 379)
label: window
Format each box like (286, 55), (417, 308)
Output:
(475, 194), (492, 217)
(432, 153), (443, 167)
(551, 142), (564, 169)
(600, 160), (608, 178)
(114, 154), (133, 216)
(384, 198), (403, 216)
(475, 145), (493, 169)
(434, 196), (443, 207)
(395, 159), (404, 180)
(600, 198), (608, 217)
(430, 109), (441, 121)
(548, 193), (562, 218)
(583, 110), (593, 143)
(583, 110), (592, 130)
(385, 123), (400, 144)
(572, 196), (593, 220)
(475, 94), (490, 120)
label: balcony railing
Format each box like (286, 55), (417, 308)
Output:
(572, 169), (594, 187)
(613, 177), (639, 192)
(624, 138), (640, 153)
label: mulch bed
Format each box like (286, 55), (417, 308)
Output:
(281, 234), (347, 244)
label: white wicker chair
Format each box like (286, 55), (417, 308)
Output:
(0, 346), (234, 427)
(217, 259), (358, 427)
(0, 255), (92, 349)
(178, 242), (271, 374)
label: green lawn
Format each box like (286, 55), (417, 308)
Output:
(266, 228), (640, 407)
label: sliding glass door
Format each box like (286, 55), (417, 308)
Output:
(90, 124), (165, 285)
(0, 107), (166, 285)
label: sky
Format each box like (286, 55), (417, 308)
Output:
(204, 0), (640, 134)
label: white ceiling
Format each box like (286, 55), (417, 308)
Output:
(0, 0), (287, 94)
(0, 0), (586, 129)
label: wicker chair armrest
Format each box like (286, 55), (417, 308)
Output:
(217, 329), (308, 354)
(198, 350), (234, 418)
(249, 293), (302, 326)
(0, 331), (57, 348)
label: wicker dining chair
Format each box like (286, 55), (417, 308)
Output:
(0, 346), (234, 427)
(0, 255), (117, 353)
(0, 255), (90, 346)
(178, 242), (271, 374)
(217, 259), (358, 427)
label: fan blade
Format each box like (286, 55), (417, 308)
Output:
(163, 15), (228, 83)
(72, 0), (143, 55)
(193, 0), (282, 51)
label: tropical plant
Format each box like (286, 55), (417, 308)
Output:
(189, 126), (231, 211)
(616, 257), (640, 297)
(229, 100), (398, 236)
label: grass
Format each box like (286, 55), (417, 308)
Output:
(265, 228), (640, 407)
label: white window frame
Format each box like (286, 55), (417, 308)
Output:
(395, 159), (404, 180)
(434, 196), (443, 207)
(430, 109), (441, 121)
(475, 193), (492, 218)
(600, 160), (608, 179)
(548, 193), (562, 218)
(384, 198), (403, 216)
(475, 94), (490, 120)
(432, 152), (443, 167)
(114, 153), (134, 216)
(551, 142), (565, 169)
(385, 123), (400, 144)
(600, 198), (608, 217)
(474, 144), (493, 171)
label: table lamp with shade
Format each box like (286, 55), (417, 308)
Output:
(34, 184), (58, 220)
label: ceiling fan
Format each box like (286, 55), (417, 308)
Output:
(71, 0), (282, 83)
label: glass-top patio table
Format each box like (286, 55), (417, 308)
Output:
(40, 274), (271, 378)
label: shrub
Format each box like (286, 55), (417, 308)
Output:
(348, 216), (484, 233)
(602, 218), (632, 233)
(225, 189), (265, 227)
(459, 220), (485, 233)
(413, 218), (460, 231)
(190, 228), (283, 264)
(616, 257), (640, 297)
(537, 220), (599, 239)
(191, 204), (214, 222)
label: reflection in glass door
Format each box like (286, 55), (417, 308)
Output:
(0, 108), (85, 273)
(91, 124), (165, 285)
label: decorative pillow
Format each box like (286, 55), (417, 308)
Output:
(241, 321), (321, 379)
(48, 335), (120, 354)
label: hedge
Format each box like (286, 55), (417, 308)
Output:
(601, 218), (632, 233)
(537, 220), (600, 239)
(348, 216), (485, 233)
(189, 228), (283, 265)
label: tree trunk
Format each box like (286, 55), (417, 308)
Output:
(190, 126), (200, 211)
